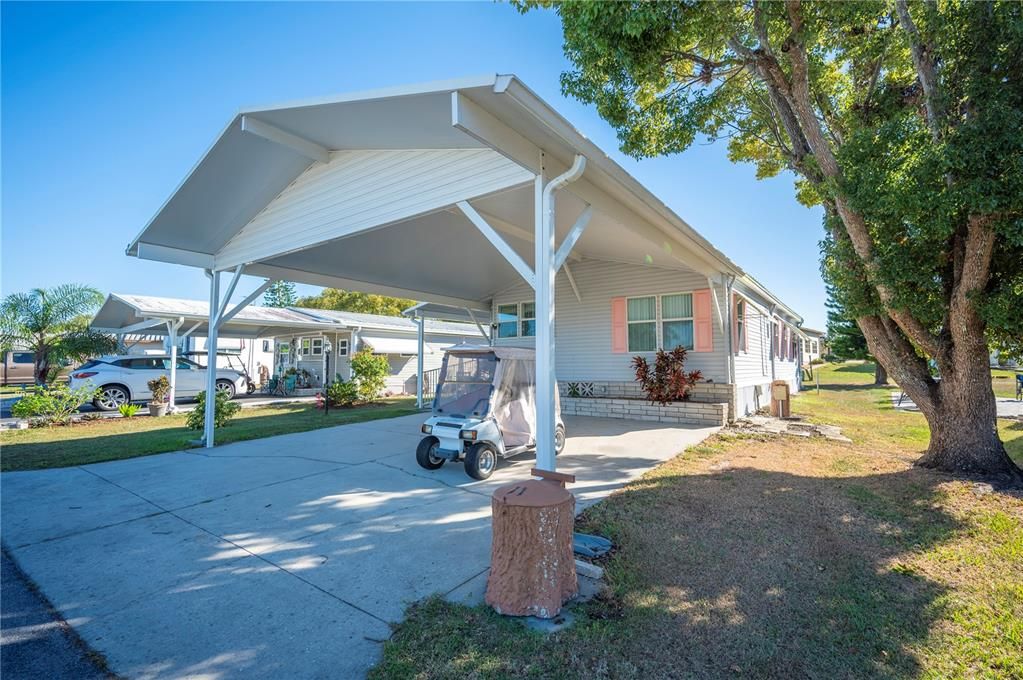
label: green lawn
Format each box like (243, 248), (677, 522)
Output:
(991, 367), (1021, 399)
(0, 398), (419, 472)
(371, 363), (1023, 679)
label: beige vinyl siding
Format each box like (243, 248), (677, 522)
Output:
(492, 259), (730, 383)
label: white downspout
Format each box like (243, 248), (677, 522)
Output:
(535, 154), (586, 472)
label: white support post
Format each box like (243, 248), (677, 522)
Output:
(204, 270), (221, 448)
(416, 315), (425, 409)
(535, 155), (586, 473)
(166, 317), (184, 412)
(562, 262), (582, 303)
(554, 206), (592, 272)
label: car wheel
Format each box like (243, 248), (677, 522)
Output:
(416, 436), (444, 470)
(215, 380), (236, 399)
(554, 424), (567, 455)
(94, 385), (130, 411)
(465, 442), (498, 480)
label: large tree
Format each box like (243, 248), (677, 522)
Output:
(296, 288), (415, 317)
(0, 285), (116, 384)
(524, 0), (1023, 482)
(263, 280), (297, 308)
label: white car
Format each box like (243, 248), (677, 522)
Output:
(69, 355), (247, 411)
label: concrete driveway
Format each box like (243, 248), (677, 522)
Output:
(1, 414), (716, 679)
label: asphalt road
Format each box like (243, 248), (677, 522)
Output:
(1, 551), (110, 679)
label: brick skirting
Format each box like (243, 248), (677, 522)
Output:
(560, 380), (735, 423)
(561, 395), (728, 427)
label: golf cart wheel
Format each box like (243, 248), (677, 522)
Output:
(215, 379), (236, 400)
(554, 424), (567, 456)
(416, 436), (445, 470)
(465, 442), (498, 480)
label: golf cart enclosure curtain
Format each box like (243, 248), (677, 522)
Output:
(492, 355), (537, 449)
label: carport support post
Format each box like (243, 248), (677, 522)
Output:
(204, 270), (221, 448)
(534, 155), (586, 472)
(416, 313), (425, 409)
(166, 317), (184, 413)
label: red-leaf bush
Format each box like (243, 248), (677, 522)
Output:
(631, 347), (703, 405)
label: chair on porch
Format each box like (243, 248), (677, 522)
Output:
(283, 374), (297, 395)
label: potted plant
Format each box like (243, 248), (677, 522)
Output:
(147, 375), (171, 417)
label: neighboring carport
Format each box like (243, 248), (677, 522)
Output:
(127, 74), (748, 457)
(91, 293), (336, 408)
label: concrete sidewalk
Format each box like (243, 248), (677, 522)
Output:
(1, 414), (716, 678)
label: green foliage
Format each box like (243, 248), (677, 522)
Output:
(0, 285), (116, 384)
(11, 382), (99, 426)
(523, 0), (1023, 352)
(350, 348), (390, 402)
(118, 403), (142, 418)
(325, 377), (359, 407)
(825, 282), (869, 360)
(186, 389), (241, 430)
(296, 288), (415, 317)
(147, 375), (170, 403)
(262, 280), (297, 308)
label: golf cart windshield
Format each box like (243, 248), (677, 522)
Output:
(434, 353), (497, 418)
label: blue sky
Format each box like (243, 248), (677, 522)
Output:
(1, 1), (827, 329)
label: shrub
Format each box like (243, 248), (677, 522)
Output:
(350, 348), (389, 402)
(631, 347), (703, 405)
(11, 382), (99, 426)
(323, 378), (359, 407)
(147, 375), (170, 403)
(118, 403), (142, 418)
(186, 389), (241, 430)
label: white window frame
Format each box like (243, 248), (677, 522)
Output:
(626, 291), (695, 353)
(659, 292), (695, 352)
(735, 298), (747, 353)
(495, 301), (536, 339)
(337, 339), (349, 357)
(278, 341), (290, 355)
(311, 338), (323, 356)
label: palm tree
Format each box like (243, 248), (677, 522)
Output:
(0, 285), (116, 384)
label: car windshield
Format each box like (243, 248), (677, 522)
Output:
(433, 353), (497, 417)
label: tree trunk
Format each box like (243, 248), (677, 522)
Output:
(917, 374), (1021, 483)
(874, 363), (888, 385)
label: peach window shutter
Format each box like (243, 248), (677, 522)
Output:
(611, 297), (627, 353)
(693, 289), (713, 352)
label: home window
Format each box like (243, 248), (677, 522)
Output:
(627, 296), (657, 352)
(300, 338), (311, 356)
(735, 298), (747, 351)
(520, 302), (536, 337)
(660, 293), (694, 350)
(497, 304), (518, 338)
(278, 342), (290, 354)
(311, 338), (323, 356)
(496, 302), (536, 338)
(812, 341), (818, 353)
(262, 340), (271, 352)
(337, 339), (349, 356)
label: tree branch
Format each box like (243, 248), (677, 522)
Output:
(895, 0), (943, 140)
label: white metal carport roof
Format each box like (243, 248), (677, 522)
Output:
(126, 74), (802, 325)
(92, 293), (336, 339)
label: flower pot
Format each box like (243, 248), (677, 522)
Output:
(148, 402), (168, 418)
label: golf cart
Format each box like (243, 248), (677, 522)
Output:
(184, 349), (257, 394)
(416, 346), (565, 480)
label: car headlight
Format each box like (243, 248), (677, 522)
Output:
(421, 424), (433, 435)
(459, 430), (477, 441)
